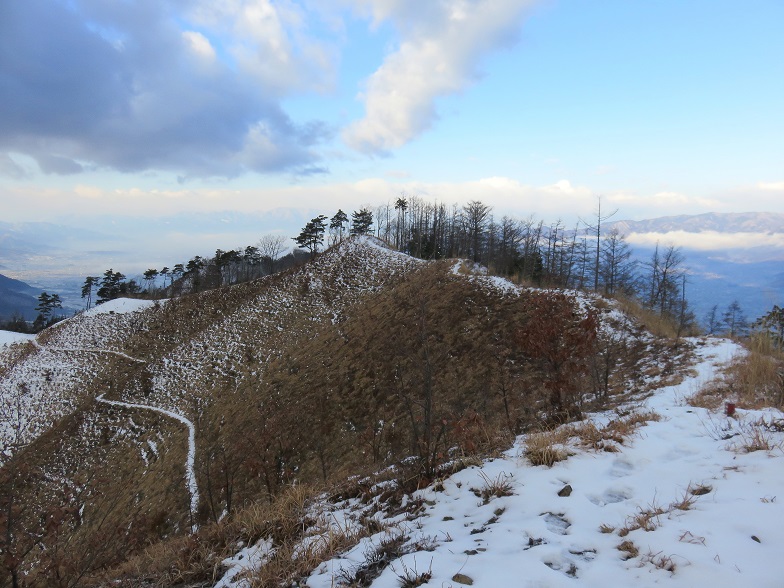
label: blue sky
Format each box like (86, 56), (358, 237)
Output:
(1, 0), (783, 232)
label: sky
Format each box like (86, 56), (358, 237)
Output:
(1, 0), (784, 251)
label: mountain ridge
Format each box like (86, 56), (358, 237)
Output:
(609, 211), (784, 235)
(0, 236), (681, 585)
(0, 272), (41, 320)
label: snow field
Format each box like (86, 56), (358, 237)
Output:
(0, 330), (35, 346)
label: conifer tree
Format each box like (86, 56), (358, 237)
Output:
(329, 210), (349, 244)
(294, 215), (328, 257)
(350, 208), (373, 236)
(81, 276), (98, 310)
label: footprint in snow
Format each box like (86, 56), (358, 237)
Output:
(587, 487), (632, 507)
(544, 548), (596, 578)
(542, 512), (571, 535)
(609, 457), (635, 478)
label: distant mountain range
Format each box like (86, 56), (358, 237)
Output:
(609, 211), (784, 236)
(0, 273), (41, 320)
(606, 212), (784, 322)
(1, 210), (782, 323)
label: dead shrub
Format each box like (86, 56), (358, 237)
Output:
(641, 550), (677, 573)
(523, 429), (571, 467)
(471, 470), (515, 503)
(690, 334), (784, 411)
(617, 540), (639, 560)
(618, 499), (666, 536)
(731, 418), (784, 454)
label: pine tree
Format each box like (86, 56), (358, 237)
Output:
(143, 269), (159, 292)
(294, 215), (328, 257)
(329, 210), (349, 244)
(722, 300), (748, 338)
(753, 305), (784, 348)
(81, 276), (98, 310)
(97, 269), (126, 304)
(350, 208), (373, 236)
(35, 292), (62, 321)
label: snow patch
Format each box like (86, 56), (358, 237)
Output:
(85, 298), (161, 316)
(0, 330), (35, 346)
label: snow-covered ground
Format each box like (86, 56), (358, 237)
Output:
(217, 338), (784, 587)
(0, 330), (34, 346)
(83, 297), (160, 316)
(0, 297), (164, 458)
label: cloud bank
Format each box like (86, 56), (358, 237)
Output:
(0, 0), (536, 178)
(0, 0), (333, 178)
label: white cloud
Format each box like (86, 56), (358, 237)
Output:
(343, 0), (535, 153)
(0, 175), (597, 224)
(758, 181), (784, 191)
(189, 0), (335, 96)
(74, 184), (104, 199)
(182, 31), (216, 61)
(0, 153), (27, 179)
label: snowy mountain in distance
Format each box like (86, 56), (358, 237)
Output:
(607, 212), (784, 323)
(611, 211), (784, 237)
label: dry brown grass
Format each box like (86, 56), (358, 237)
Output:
(731, 418), (784, 454)
(521, 409), (663, 469)
(617, 540), (639, 560)
(689, 334), (784, 411)
(613, 295), (683, 340)
(727, 335), (784, 409)
(605, 409), (661, 437)
(472, 470), (515, 503)
(608, 484), (710, 542)
(92, 483), (324, 588)
(617, 498), (667, 536)
(641, 550), (677, 573)
(522, 428), (572, 467)
(568, 409), (661, 453)
(95, 480), (389, 588)
(684, 379), (725, 410)
(248, 518), (370, 588)
(599, 523), (616, 534)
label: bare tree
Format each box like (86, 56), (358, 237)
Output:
(581, 196), (618, 291)
(257, 234), (288, 275)
(462, 200), (492, 263)
(645, 243), (686, 317)
(600, 228), (636, 296)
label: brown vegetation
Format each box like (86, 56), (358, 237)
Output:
(0, 239), (683, 585)
(689, 333), (784, 410)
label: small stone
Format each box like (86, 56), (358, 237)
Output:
(558, 484), (573, 497)
(452, 573), (474, 585)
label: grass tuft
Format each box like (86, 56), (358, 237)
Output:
(523, 429), (571, 467)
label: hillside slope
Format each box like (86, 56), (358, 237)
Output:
(216, 338), (784, 588)
(0, 237), (684, 586)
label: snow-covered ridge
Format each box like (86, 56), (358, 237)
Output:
(82, 297), (160, 316)
(0, 237), (423, 459)
(0, 297), (165, 458)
